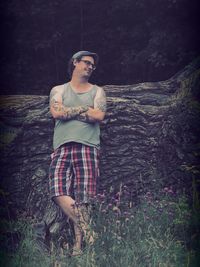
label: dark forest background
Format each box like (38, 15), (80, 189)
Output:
(0, 0), (199, 95)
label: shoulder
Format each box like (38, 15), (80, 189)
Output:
(95, 85), (106, 97)
(50, 83), (66, 96)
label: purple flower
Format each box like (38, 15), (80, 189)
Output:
(107, 203), (113, 209)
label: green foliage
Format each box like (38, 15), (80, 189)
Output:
(0, 220), (51, 267)
(2, 184), (199, 267)
(1, 0), (199, 94)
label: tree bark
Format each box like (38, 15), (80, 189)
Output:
(0, 58), (199, 246)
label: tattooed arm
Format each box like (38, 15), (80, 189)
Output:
(76, 86), (107, 123)
(49, 85), (89, 120)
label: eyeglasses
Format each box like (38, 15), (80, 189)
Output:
(80, 60), (96, 70)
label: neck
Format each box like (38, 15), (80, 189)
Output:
(70, 73), (91, 91)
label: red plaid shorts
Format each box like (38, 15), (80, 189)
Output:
(49, 142), (100, 203)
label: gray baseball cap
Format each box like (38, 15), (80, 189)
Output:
(72, 50), (99, 64)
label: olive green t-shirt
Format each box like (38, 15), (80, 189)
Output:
(52, 83), (100, 150)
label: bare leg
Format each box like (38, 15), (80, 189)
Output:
(73, 224), (82, 255)
(78, 205), (96, 245)
(54, 195), (79, 223)
(54, 195), (83, 254)
(54, 195), (95, 256)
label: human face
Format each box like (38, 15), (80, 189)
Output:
(74, 56), (96, 77)
(79, 59), (96, 70)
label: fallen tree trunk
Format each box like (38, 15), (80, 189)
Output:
(0, 58), (199, 246)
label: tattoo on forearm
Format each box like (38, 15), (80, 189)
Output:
(76, 113), (96, 123)
(49, 86), (106, 122)
(50, 98), (88, 120)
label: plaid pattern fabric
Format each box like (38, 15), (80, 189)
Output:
(49, 142), (100, 203)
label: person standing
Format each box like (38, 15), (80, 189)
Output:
(49, 51), (106, 255)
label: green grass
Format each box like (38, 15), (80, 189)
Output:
(1, 185), (199, 267)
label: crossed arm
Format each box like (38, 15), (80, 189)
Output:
(49, 85), (106, 123)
